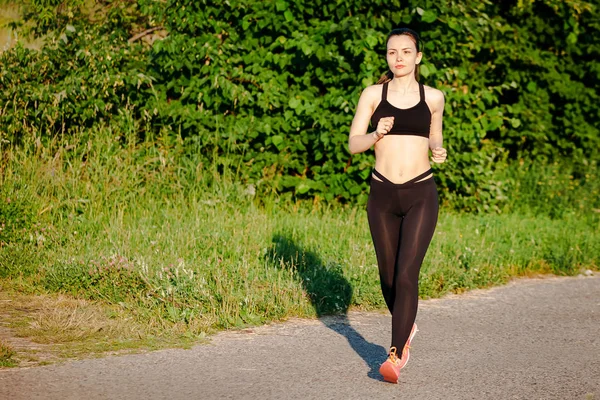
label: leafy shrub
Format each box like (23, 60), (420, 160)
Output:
(1, 0), (598, 212)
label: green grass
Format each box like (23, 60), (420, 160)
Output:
(7, 197), (597, 335)
(1, 127), (598, 348)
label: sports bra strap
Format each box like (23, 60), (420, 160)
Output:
(382, 82), (388, 101)
(419, 83), (425, 102)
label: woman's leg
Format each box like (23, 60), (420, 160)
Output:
(367, 183), (402, 314)
(390, 183), (439, 352)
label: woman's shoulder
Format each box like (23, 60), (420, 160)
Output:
(360, 83), (384, 101)
(363, 83), (384, 94)
(423, 85), (444, 100)
(423, 85), (445, 110)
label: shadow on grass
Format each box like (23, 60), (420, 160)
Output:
(267, 233), (386, 380)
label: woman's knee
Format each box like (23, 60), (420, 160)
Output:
(395, 269), (419, 292)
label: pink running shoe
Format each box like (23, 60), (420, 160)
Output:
(398, 323), (418, 370)
(379, 346), (401, 383)
(379, 324), (419, 383)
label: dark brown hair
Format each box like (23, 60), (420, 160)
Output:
(376, 28), (422, 84)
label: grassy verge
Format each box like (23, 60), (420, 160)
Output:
(0, 129), (598, 366)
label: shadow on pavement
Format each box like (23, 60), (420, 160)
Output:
(267, 233), (387, 380)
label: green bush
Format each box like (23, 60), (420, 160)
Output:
(1, 0), (598, 212)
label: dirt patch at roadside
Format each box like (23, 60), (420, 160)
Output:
(0, 296), (62, 367)
(0, 289), (154, 368)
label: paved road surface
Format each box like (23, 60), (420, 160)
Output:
(1, 275), (599, 400)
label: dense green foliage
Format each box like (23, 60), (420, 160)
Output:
(1, 0), (598, 212)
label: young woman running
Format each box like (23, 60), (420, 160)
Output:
(348, 28), (447, 384)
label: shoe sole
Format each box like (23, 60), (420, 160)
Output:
(379, 361), (400, 384)
(400, 323), (419, 369)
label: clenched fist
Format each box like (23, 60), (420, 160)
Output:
(374, 116), (394, 140)
(431, 147), (447, 163)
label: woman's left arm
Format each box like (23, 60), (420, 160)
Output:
(428, 88), (447, 164)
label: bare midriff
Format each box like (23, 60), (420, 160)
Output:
(373, 135), (431, 184)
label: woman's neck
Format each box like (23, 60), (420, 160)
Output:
(388, 75), (418, 95)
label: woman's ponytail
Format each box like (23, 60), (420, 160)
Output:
(376, 70), (393, 85)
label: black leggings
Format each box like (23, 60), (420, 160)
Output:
(367, 168), (439, 352)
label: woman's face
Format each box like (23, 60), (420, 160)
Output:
(386, 34), (422, 78)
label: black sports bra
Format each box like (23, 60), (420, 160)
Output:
(370, 82), (432, 138)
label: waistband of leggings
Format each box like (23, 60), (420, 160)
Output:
(371, 168), (434, 187)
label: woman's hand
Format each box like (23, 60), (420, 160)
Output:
(431, 147), (447, 163)
(373, 117), (394, 140)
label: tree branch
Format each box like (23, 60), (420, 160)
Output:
(128, 26), (164, 44)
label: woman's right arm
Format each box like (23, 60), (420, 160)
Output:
(348, 87), (391, 154)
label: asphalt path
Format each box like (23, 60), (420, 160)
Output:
(1, 275), (598, 400)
